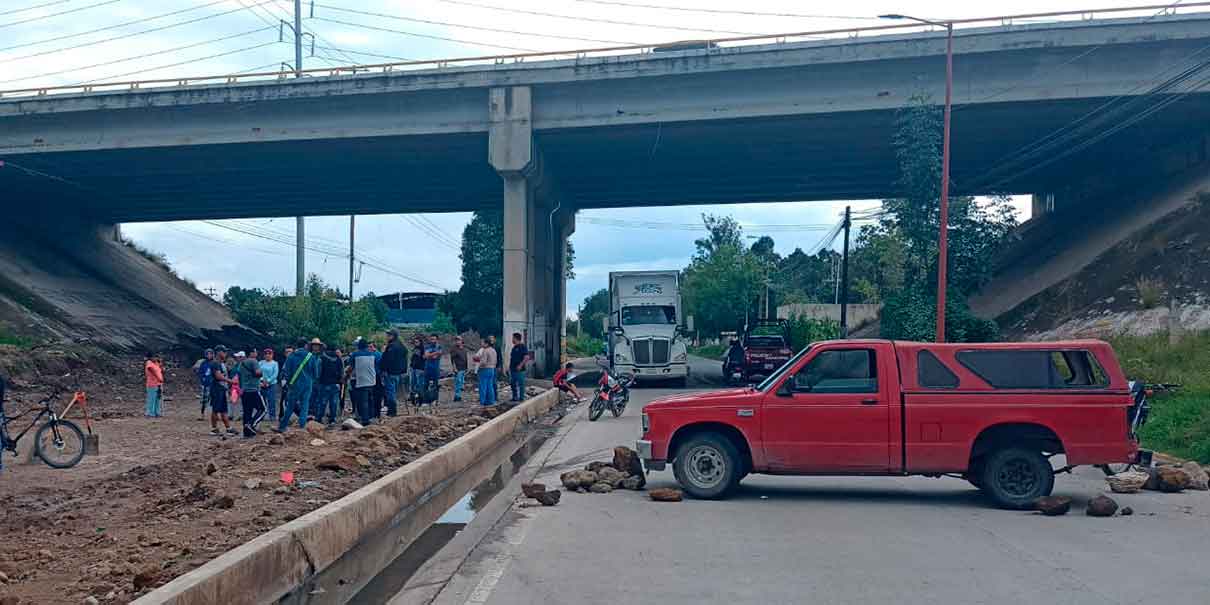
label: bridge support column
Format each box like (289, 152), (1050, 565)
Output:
(490, 86), (568, 378)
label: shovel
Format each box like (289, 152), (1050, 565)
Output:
(76, 391), (100, 455)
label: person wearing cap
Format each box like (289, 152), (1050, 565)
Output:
(258, 348), (279, 421)
(348, 337), (378, 425)
(380, 328), (407, 417)
(277, 339), (321, 432)
(207, 346), (238, 436)
(194, 348), (215, 420)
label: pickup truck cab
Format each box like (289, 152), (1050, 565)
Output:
(638, 339), (1139, 509)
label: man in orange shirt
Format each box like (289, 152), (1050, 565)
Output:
(145, 352), (165, 418)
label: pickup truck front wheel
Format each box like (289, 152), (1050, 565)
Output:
(673, 434), (740, 500)
(980, 447), (1055, 510)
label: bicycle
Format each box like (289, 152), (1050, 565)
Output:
(1, 387), (89, 469)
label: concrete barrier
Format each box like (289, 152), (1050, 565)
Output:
(133, 389), (560, 605)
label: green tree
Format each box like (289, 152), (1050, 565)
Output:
(446, 210), (504, 336)
(576, 288), (610, 339)
(682, 240), (768, 337)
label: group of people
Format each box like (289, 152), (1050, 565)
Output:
(181, 330), (534, 438)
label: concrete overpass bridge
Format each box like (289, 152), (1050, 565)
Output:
(5, 8), (1210, 372)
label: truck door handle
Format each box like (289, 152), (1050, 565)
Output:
(860, 398), (879, 405)
(737, 409), (755, 417)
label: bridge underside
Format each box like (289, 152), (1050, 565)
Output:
(5, 94), (1210, 223)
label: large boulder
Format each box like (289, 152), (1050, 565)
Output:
(586, 461), (613, 473)
(1086, 495), (1119, 517)
(613, 446), (644, 478)
(535, 489), (561, 506)
(1180, 461), (1209, 491)
(589, 482), (614, 494)
(559, 470), (598, 490)
(521, 482), (547, 499)
(1033, 496), (1072, 516)
(621, 476), (644, 491)
(1106, 470), (1149, 494)
(1156, 466), (1191, 493)
(597, 466), (628, 488)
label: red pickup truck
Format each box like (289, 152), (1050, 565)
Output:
(637, 339), (1140, 509)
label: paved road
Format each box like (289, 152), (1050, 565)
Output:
(421, 388), (1210, 605)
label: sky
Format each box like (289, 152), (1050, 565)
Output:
(1, 0), (1177, 313)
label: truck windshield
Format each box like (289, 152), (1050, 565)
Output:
(755, 345), (812, 391)
(621, 306), (676, 325)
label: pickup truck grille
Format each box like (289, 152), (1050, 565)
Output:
(632, 338), (670, 366)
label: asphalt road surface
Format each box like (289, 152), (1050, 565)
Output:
(410, 388), (1210, 605)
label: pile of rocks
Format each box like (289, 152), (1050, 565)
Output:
(1106, 462), (1209, 494)
(1033, 494), (1129, 517)
(559, 447), (647, 494)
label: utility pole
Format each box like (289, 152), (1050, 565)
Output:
(348, 215), (356, 301)
(839, 206), (852, 338)
(293, 0), (305, 295)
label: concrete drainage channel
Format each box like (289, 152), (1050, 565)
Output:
(132, 390), (561, 605)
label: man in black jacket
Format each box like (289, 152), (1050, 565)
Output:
(381, 328), (408, 416)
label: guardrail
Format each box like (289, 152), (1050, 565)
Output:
(3, 2), (1210, 99)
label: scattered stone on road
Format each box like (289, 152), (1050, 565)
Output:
(309, 438), (327, 447)
(649, 487), (684, 502)
(132, 566), (159, 591)
(1120, 506), (1134, 516)
(521, 482), (547, 499)
(613, 446), (645, 485)
(305, 421), (326, 437)
(1106, 470), (1148, 493)
(84, 597), (100, 605)
(1034, 496), (1072, 516)
(589, 482), (615, 493)
(203, 460), (218, 476)
(621, 476), (644, 490)
(242, 478), (262, 490)
(315, 454), (361, 473)
(536, 489), (562, 506)
(597, 466), (627, 488)
(354, 455), (371, 468)
(560, 469), (598, 490)
(1086, 495), (1119, 517)
(1155, 466), (1191, 492)
(1180, 461), (1209, 490)
(208, 494), (235, 510)
(586, 461), (612, 473)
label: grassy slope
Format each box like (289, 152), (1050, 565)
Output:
(1111, 331), (1210, 462)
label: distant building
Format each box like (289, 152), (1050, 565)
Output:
(378, 292), (442, 327)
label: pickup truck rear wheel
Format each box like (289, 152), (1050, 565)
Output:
(980, 447), (1054, 510)
(673, 433), (740, 500)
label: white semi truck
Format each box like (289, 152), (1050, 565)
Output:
(607, 270), (689, 386)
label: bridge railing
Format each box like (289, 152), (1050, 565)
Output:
(3, 2), (1210, 100)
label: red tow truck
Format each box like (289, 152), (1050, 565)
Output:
(639, 339), (1142, 509)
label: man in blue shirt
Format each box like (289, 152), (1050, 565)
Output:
(277, 338), (321, 432)
(509, 332), (530, 402)
(195, 348), (214, 420)
(348, 338), (379, 425)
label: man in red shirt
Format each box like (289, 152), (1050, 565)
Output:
(552, 362), (582, 402)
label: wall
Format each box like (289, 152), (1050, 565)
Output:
(777, 304), (882, 329)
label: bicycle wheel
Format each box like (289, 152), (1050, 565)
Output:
(34, 419), (86, 469)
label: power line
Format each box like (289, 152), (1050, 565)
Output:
(231, 0), (348, 67)
(0, 0), (278, 65)
(312, 17), (538, 52)
(0, 0), (75, 19)
(76, 40), (278, 85)
(313, 45), (409, 62)
(0, 27), (275, 85)
(415, 215), (461, 246)
(438, 0), (762, 36)
(0, 0), (119, 29)
(264, 0), (362, 66)
(311, 3), (638, 46)
(565, 0), (879, 20)
(403, 216), (460, 250)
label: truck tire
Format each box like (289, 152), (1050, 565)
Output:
(673, 433), (741, 500)
(980, 447), (1054, 509)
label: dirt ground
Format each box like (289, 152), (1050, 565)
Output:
(0, 352), (545, 605)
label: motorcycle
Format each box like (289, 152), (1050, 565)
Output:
(1099, 380), (1178, 475)
(722, 359), (744, 385)
(589, 368), (633, 422)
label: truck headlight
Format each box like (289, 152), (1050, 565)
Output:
(672, 352), (687, 363)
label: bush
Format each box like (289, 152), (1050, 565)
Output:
(566, 334), (605, 357)
(0, 326), (34, 348)
(880, 289), (999, 343)
(1134, 277), (1165, 309)
(1111, 330), (1210, 463)
(786, 316), (840, 348)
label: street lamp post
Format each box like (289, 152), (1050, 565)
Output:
(881, 14), (954, 343)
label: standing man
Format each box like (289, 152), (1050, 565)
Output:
(195, 348), (214, 420)
(277, 339), (321, 432)
(278, 345), (295, 418)
(474, 338), (498, 406)
(317, 345), (343, 425)
(348, 338), (378, 426)
(380, 329), (407, 416)
(508, 332), (530, 402)
(488, 334), (502, 403)
(409, 336), (426, 405)
(449, 336), (469, 403)
(259, 348), (279, 421)
(237, 349), (265, 437)
(423, 334), (443, 404)
(208, 346), (237, 436)
(144, 352), (164, 418)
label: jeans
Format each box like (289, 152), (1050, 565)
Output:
(316, 384), (341, 423)
(453, 370), (466, 401)
(145, 386), (163, 417)
(241, 391), (266, 437)
(260, 384), (279, 419)
(410, 369), (424, 398)
(383, 373), (402, 416)
(278, 383), (312, 431)
(478, 368), (497, 406)
(510, 369), (526, 401)
(352, 386), (372, 425)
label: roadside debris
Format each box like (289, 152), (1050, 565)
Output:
(612, 446), (646, 487)
(1152, 466), (1192, 493)
(1106, 470), (1148, 493)
(1086, 495), (1119, 517)
(521, 483), (547, 498)
(310, 438), (327, 447)
(1034, 496), (1073, 516)
(1180, 461), (1209, 490)
(315, 454), (360, 472)
(649, 488), (684, 502)
(535, 490), (562, 506)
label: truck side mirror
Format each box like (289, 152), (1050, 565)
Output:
(776, 380), (794, 397)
